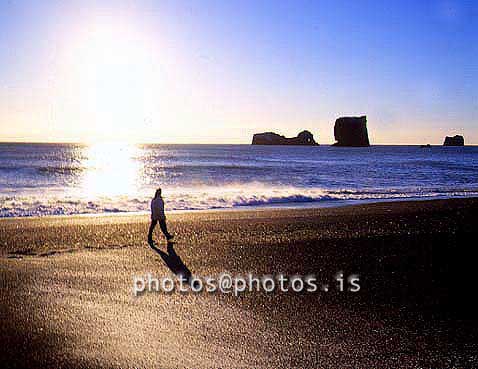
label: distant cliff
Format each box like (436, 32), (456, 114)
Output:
(333, 116), (370, 147)
(443, 135), (464, 146)
(252, 130), (318, 146)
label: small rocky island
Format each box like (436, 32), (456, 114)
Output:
(443, 135), (464, 146)
(252, 130), (318, 145)
(333, 116), (370, 147)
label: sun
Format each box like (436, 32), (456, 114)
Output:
(52, 15), (200, 144)
(58, 18), (164, 143)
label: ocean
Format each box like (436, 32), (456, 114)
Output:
(0, 142), (477, 217)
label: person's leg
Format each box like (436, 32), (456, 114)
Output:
(148, 220), (157, 244)
(158, 219), (172, 239)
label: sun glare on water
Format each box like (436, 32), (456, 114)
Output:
(80, 143), (143, 198)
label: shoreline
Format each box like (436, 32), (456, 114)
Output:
(2, 197), (477, 257)
(1, 195), (477, 222)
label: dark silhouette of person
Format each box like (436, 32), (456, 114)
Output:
(148, 188), (173, 245)
(149, 241), (192, 285)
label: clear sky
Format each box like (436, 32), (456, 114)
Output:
(0, 0), (476, 144)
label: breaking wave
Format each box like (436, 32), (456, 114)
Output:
(1, 185), (477, 218)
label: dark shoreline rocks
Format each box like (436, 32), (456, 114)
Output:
(333, 116), (370, 147)
(443, 135), (464, 146)
(252, 130), (318, 146)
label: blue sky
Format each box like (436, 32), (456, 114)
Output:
(0, 0), (476, 144)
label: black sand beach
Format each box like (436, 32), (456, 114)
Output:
(1, 198), (478, 368)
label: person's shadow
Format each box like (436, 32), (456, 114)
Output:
(149, 241), (193, 284)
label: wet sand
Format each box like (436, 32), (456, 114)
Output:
(1, 198), (478, 368)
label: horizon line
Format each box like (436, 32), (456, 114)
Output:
(0, 140), (476, 147)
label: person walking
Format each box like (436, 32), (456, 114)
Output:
(148, 188), (173, 245)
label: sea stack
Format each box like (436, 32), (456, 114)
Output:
(333, 116), (370, 147)
(252, 130), (318, 145)
(443, 135), (464, 146)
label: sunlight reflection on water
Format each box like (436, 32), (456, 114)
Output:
(78, 143), (144, 198)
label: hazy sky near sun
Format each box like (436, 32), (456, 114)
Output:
(0, 0), (477, 144)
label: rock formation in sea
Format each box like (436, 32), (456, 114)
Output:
(252, 130), (318, 145)
(443, 135), (464, 146)
(332, 116), (370, 147)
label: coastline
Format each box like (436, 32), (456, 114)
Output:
(1, 194), (477, 221)
(1, 197), (477, 256)
(1, 197), (478, 367)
